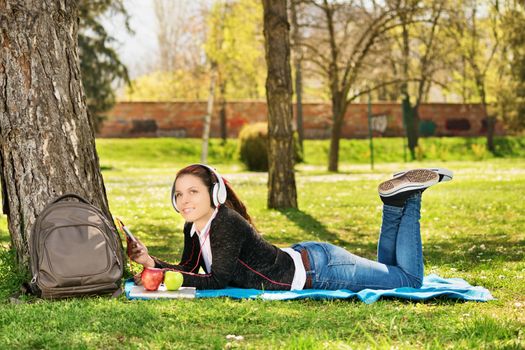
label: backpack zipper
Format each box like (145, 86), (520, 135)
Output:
(114, 251), (121, 268)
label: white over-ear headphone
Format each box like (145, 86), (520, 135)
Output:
(171, 164), (227, 212)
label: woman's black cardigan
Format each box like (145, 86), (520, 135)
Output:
(152, 205), (296, 290)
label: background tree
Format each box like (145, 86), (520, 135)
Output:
(398, 0), (420, 161)
(127, 0), (266, 104)
(0, 0), (113, 266)
(205, 0), (265, 144)
(496, 0), (525, 131)
(78, 0), (130, 132)
(206, 0), (265, 100)
(201, 63), (218, 163)
(296, 1), (407, 171)
(262, 0), (298, 209)
(125, 0), (209, 101)
(409, 1), (450, 136)
(124, 69), (210, 101)
(207, 1), (230, 143)
(382, 0), (449, 159)
(154, 0), (190, 72)
(290, 0), (305, 150)
(154, 0), (208, 76)
(446, 0), (503, 152)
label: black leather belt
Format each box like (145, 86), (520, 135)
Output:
(300, 249), (313, 289)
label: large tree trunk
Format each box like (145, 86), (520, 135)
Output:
(262, 0), (297, 209)
(0, 1), (112, 266)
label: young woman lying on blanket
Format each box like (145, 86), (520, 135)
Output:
(128, 164), (453, 291)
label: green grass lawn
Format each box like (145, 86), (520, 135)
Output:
(0, 137), (524, 349)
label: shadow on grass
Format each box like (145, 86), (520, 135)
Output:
(338, 227), (525, 269)
(424, 234), (525, 269)
(100, 165), (114, 171)
(277, 208), (351, 245)
(270, 208), (524, 271)
(117, 212), (525, 273)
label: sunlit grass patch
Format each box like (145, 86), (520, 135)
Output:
(0, 138), (524, 348)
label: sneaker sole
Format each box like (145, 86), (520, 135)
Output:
(393, 168), (453, 182)
(379, 169), (439, 197)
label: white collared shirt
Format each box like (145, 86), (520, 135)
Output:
(189, 207), (219, 273)
(281, 248), (306, 290)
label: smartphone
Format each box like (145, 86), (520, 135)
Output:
(116, 218), (137, 242)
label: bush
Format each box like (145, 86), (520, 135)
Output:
(239, 123), (268, 171)
(238, 123), (303, 171)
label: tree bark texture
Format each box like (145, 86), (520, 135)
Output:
(262, 0), (297, 209)
(0, 1), (112, 266)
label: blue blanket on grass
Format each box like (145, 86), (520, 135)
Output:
(124, 274), (494, 304)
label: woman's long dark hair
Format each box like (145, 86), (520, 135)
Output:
(175, 165), (254, 226)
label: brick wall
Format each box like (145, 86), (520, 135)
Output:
(98, 101), (505, 138)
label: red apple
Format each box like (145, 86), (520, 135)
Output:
(141, 267), (164, 291)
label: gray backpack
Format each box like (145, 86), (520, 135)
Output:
(29, 194), (124, 299)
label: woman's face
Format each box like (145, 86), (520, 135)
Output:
(174, 174), (215, 227)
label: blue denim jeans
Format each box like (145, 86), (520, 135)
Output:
(292, 193), (424, 291)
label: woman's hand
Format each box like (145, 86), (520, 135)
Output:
(127, 238), (155, 268)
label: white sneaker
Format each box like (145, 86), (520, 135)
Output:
(393, 168), (453, 182)
(379, 169), (439, 197)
